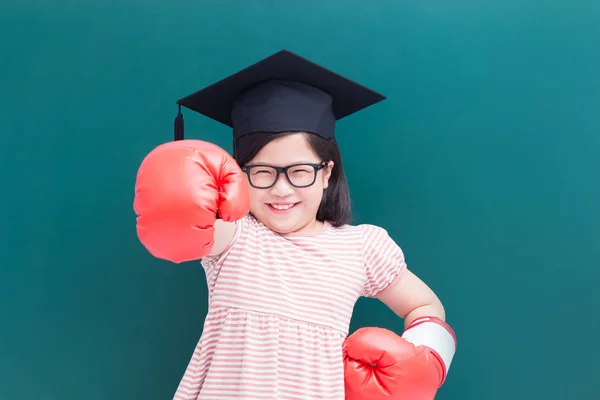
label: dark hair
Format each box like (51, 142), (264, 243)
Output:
(234, 132), (352, 227)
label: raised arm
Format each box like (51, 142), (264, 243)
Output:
(207, 219), (238, 257)
(134, 139), (249, 263)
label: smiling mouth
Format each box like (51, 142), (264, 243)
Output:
(268, 203), (299, 211)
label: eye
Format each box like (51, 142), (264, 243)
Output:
(250, 167), (275, 176)
(290, 166), (312, 174)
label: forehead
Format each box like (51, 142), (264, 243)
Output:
(250, 133), (320, 165)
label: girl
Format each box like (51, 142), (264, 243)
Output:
(134, 50), (456, 400)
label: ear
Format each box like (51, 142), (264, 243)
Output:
(322, 160), (334, 189)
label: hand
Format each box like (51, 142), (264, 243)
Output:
(343, 316), (456, 400)
(134, 139), (250, 263)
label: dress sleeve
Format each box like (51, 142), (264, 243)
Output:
(360, 224), (408, 298)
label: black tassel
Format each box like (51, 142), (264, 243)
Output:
(174, 104), (184, 141)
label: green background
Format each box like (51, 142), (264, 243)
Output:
(1, 1), (598, 399)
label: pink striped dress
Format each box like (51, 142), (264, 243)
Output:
(173, 214), (407, 400)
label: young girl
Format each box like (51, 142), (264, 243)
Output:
(134, 50), (456, 400)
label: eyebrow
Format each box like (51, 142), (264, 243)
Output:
(247, 160), (319, 166)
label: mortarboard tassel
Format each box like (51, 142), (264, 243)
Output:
(174, 104), (184, 141)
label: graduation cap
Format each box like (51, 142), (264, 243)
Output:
(174, 49), (386, 147)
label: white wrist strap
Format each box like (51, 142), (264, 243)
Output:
(401, 316), (457, 384)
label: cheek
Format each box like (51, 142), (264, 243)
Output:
(248, 188), (265, 206)
(300, 186), (324, 205)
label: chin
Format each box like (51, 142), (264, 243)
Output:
(263, 218), (299, 234)
(251, 203), (316, 234)
(252, 210), (300, 234)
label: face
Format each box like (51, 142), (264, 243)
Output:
(243, 133), (333, 235)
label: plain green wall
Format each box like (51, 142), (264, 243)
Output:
(1, 1), (599, 399)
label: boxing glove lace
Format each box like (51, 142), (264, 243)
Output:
(343, 316), (456, 400)
(134, 140), (250, 263)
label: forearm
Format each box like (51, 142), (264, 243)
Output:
(345, 299), (456, 398)
(400, 300), (456, 386)
(402, 301), (445, 330)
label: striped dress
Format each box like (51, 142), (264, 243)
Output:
(173, 214), (407, 400)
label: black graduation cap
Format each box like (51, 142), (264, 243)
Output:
(173, 49), (386, 145)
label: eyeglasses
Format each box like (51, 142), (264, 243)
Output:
(242, 162), (328, 189)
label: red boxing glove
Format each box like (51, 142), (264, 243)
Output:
(343, 316), (457, 400)
(133, 139), (250, 263)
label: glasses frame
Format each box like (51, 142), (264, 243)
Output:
(242, 161), (329, 189)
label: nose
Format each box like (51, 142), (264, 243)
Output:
(270, 172), (294, 196)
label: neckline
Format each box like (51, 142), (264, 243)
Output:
(248, 214), (332, 238)
(278, 220), (332, 238)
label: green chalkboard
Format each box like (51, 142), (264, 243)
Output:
(1, 1), (598, 399)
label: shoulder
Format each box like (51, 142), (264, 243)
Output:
(335, 221), (406, 267)
(344, 223), (407, 298)
(326, 222), (403, 261)
(332, 222), (395, 246)
(356, 223), (390, 237)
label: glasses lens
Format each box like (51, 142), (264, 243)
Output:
(287, 164), (317, 187)
(247, 166), (278, 188)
